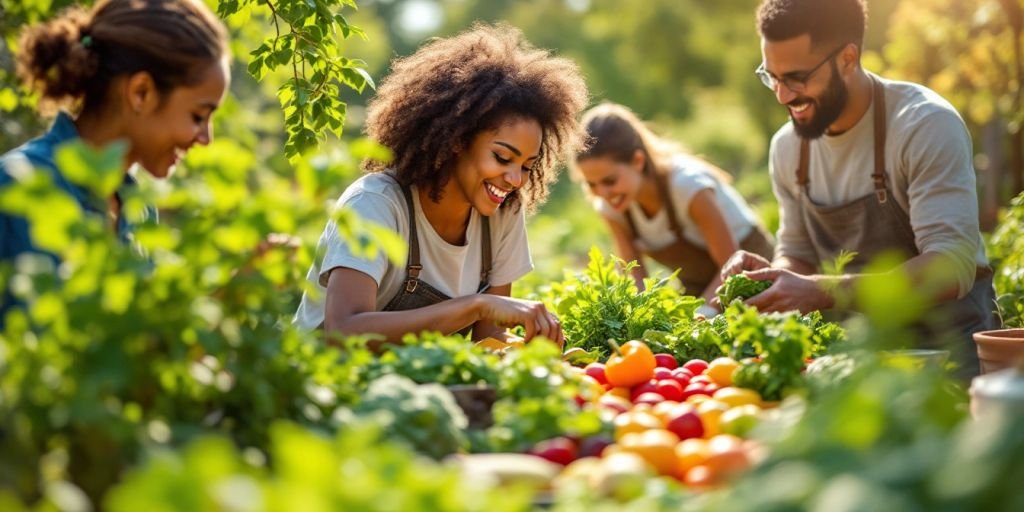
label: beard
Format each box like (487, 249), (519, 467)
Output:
(790, 64), (848, 139)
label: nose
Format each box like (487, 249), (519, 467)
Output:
(196, 121), (214, 146)
(504, 165), (524, 189)
(774, 83), (797, 105)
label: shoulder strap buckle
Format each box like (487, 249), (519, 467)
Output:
(405, 278), (419, 293)
(407, 264), (422, 279)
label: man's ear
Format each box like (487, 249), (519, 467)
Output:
(123, 71), (160, 115)
(839, 43), (860, 74)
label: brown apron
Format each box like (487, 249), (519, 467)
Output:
(794, 76), (998, 378)
(626, 172), (775, 295)
(382, 184), (491, 336)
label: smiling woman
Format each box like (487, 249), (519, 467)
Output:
(294, 24), (588, 348)
(0, 0), (230, 322)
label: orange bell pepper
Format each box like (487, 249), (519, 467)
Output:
(604, 340), (657, 388)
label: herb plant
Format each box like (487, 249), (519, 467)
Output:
(717, 274), (772, 306)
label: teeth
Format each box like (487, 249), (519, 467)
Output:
(790, 103), (810, 113)
(485, 182), (509, 199)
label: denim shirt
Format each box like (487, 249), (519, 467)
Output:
(0, 112), (148, 322)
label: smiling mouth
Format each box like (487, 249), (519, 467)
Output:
(608, 194), (626, 208)
(484, 182), (511, 203)
(789, 101), (812, 115)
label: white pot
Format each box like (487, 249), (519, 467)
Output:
(969, 367), (1024, 419)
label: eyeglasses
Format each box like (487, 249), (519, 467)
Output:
(755, 45), (847, 93)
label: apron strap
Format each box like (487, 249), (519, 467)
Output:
(870, 76), (889, 204)
(625, 207), (640, 240)
(794, 74), (889, 205)
(656, 172), (688, 245)
(797, 137), (810, 187)
(397, 178), (492, 295)
(478, 216), (492, 292)
(397, 184), (423, 292)
(623, 172), (686, 245)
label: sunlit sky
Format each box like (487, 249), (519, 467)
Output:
(397, 0), (443, 36)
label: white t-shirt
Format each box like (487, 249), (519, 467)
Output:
(770, 74), (986, 298)
(597, 155), (760, 251)
(293, 172), (534, 330)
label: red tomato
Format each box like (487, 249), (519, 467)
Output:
(653, 367), (675, 381)
(654, 353), (679, 369)
(683, 359), (709, 375)
(665, 408), (705, 440)
(584, 362), (609, 385)
(630, 380), (660, 401)
(529, 437), (578, 466)
(683, 384), (710, 399)
(634, 392), (666, 406)
(655, 379), (685, 402)
(670, 368), (693, 388)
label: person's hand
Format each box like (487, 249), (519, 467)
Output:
(719, 250), (771, 281)
(708, 251), (772, 310)
(741, 268), (834, 314)
(478, 295), (564, 348)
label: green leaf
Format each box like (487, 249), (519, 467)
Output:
(364, 222), (406, 267)
(55, 141), (126, 199)
(0, 88), (18, 111)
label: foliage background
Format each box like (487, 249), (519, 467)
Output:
(3, 0), (1022, 281)
(1, 0), (1023, 508)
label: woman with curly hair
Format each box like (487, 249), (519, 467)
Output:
(572, 103), (774, 307)
(0, 0), (229, 321)
(294, 24), (587, 346)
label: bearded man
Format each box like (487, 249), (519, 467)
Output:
(722, 0), (1000, 377)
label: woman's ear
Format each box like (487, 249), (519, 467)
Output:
(631, 148), (646, 173)
(123, 71), (159, 115)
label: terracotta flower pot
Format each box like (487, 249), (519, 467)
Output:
(973, 328), (1024, 374)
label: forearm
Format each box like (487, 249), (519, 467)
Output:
(324, 295), (481, 346)
(810, 251), (961, 312)
(837, 251), (959, 299)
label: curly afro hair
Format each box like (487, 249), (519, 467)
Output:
(364, 23), (589, 213)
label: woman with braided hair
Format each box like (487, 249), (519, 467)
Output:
(294, 24), (588, 347)
(0, 0), (230, 322)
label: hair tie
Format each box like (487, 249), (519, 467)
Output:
(80, 35), (93, 48)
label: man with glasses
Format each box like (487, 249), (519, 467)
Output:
(721, 0), (998, 377)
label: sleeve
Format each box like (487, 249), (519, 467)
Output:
(0, 154), (37, 262)
(487, 205), (534, 287)
(769, 133), (819, 266)
(315, 190), (404, 287)
(899, 110), (979, 298)
(669, 162), (716, 219)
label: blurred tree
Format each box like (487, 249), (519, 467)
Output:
(433, 0), (727, 122)
(881, 0), (1024, 227)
